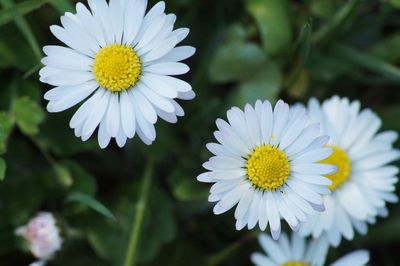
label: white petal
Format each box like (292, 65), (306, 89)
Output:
(250, 253), (275, 266)
(49, 25), (92, 56)
(329, 250), (369, 266)
(178, 90), (196, 100)
(144, 62), (189, 75)
(123, 0), (146, 45)
(81, 90), (110, 139)
(142, 36), (179, 62)
(46, 81), (98, 112)
(109, 0), (124, 43)
(98, 116), (111, 149)
(133, 1), (166, 45)
(88, 0), (114, 44)
(140, 73), (178, 98)
(75, 2), (106, 47)
(70, 89), (106, 129)
(132, 90), (158, 124)
(213, 182), (249, 215)
(42, 70), (93, 87)
(258, 233), (286, 263)
(154, 45), (196, 63)
(120, 91), (136, 138)
(291, 163), (337, 175)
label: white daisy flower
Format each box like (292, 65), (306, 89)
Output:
(197, 100), (337, 239)
(299, 96), (400, 246)
(16, 212), (62, 262)
(251, 232), (370, 266)
(40, 0), (195, 148)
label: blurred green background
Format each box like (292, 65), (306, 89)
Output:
(0, 0), (400, 265)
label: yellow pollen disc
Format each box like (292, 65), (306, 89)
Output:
(320, 145), (351, 190)
(246, 145), (290, 190)
(281, 261), (310, 266)
(93, 44), (141, 92)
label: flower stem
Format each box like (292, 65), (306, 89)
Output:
(123, 159), (153, 266)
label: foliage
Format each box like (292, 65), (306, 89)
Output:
(0, 0), (399, 265)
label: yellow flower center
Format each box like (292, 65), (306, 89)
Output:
(320, 145), (351, 190)
(246, 145), (290, 190)
(92, 44), (141, 92)
(281, 261), (310, 266)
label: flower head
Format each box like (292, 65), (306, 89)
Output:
(16, 212), (62, 261)
(197, 100), (336, 239)
(40, 0), (195, 148)
(298, 96), (400, 246)
(251, 232), (369, 266)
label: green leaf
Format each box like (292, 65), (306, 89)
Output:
(64, 161), (97, 196)
(37, 111), (98, 157)
(0, 112), (13, 155)
(0, 157), (6, 180)
(0, 0), (42, 60)
(12, 96), (45, 136)
(232, 62), (282, 107)
(0, 0), (51, 27)
(246, 0), (292, 55)
(87, 220), (120, 261)
(333, 44), (400, 82)
(66, 191), (117, 222)
(209, 41), (266, 83)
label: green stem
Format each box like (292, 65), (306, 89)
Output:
(123, 159), (154, 266)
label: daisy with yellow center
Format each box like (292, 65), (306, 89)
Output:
(299, 96), (400, 247)
(197, 100), (336, 239)
(40, 0), (196, 148)
(251, 232), (370, 266)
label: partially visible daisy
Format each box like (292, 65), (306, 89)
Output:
(299, 96), (400, 246)
(16, 212), (62, 265)
(251, 232), (369, 266)
(40, 0), (195, 148)
(197, 100), (336, 239)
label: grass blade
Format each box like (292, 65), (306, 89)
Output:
(0, 0), (41, 60)
(0, 0), (50, 27)
(333, 44), (400, 82)
(67, 191), (117, 222)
